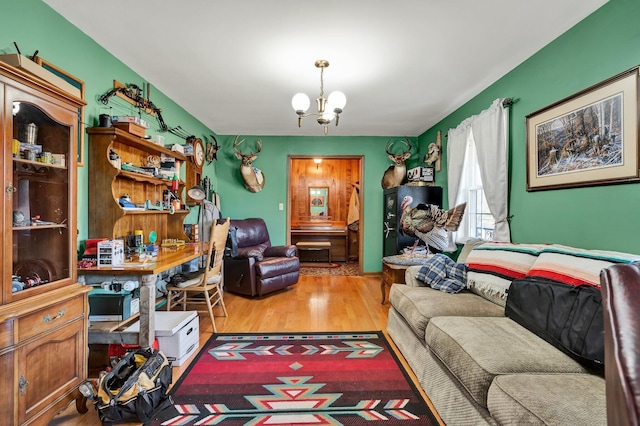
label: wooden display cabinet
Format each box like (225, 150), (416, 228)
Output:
(86, 127), (189, 243)
(0, 61), (90, 425)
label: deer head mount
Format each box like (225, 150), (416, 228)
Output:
(233, 135), (265, 193)
(381, 137), (413, 189)
(423, 130), (442, 171)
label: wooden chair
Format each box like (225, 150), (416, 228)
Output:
(166, 218), (230, 332)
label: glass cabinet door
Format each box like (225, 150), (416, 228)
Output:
(9, 92), (77, 302)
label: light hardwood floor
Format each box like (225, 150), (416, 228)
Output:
(50, 274), (443, 425)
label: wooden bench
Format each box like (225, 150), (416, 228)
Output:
(296, 241), (332, 263)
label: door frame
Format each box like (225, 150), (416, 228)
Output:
(287, 155), (364, 274)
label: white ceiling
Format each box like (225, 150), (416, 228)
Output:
(44, 0), (607, 137)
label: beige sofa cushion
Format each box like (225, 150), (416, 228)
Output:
(426, 316), (589, 408)
(389, 284), (504, 341)
(488, 374), (606, 425)
(404, 265), (425, 287)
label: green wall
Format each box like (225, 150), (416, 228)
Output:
(418, 0), (640, 255)
(212, 134), (408, 273)
(6, 0), (640, 275)
(1, 0), (217, 242)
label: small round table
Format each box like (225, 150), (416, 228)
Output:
(381, 260), (410, 304)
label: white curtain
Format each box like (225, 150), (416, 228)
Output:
(447, 98), (511, 243)
(446, 118), (471, 210)
(471, 99), (510, 241)
(446, 117), (471, 248)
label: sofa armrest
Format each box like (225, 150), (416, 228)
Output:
(405, 265), (428, 287)
(601, 263), (640, 426)
(264, 245), (297, 258)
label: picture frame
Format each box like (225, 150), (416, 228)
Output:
(526, 66), (640, 191)
(34, 57), (86, 166)
(309, 186), (329, 217)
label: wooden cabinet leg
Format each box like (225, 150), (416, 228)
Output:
(76, 395), (89, 414)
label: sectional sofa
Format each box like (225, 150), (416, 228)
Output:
(386, 240), (639, 425)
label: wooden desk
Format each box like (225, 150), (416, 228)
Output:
(79, 243), (205, 348)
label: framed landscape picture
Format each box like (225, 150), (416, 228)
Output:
(526, 67), (640, 191)
(35, 57), (86, 166)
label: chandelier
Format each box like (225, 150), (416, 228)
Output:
(291, 60), (346, 135)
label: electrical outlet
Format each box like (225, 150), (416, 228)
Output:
(278, 203), (284, 211)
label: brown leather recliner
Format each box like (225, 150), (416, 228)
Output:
(224, 218), (300, 297)
(600, 263), (640, 426)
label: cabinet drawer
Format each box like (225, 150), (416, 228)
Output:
(17, 296), (84, 343)
(382, 268), (393, 285)
(382, 264), (407, 286)
(0, 320), (14, 351)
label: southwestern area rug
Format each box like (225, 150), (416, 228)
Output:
(150, 332), (440, 425)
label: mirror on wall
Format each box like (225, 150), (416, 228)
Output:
(309, 186), (329, 218)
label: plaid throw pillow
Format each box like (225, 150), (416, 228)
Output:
(415, 254), (467, 294)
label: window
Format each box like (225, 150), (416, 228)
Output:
(469, 188), (494, 240)
(447, 98), (510, 244)
(454, 131), (494, 242)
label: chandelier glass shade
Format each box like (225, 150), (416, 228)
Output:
(292, 60), (346, 135)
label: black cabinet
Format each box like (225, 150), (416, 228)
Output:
(383, 185), (443, 256)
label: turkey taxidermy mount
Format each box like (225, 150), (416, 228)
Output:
(399, 195), (466, 252)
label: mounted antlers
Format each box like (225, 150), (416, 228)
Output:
(233, 135), (265, 193)
(381, 137), (413, 189)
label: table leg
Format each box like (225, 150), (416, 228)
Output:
(138, 273), (157, 348)
(344, 234), (348, 264)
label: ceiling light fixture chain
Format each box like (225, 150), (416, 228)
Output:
(292, 59), (346, 135)
(319, 62), (325, 99)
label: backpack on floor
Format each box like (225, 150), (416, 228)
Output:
(94, 348), (173, 424)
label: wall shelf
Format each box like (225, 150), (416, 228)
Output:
(87, 127), (188, 241)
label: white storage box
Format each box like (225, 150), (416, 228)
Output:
(124, 311), (199, 365)
(150, 135), (165, 146)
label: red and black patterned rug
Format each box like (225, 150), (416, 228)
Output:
(150, 332), (440, 425)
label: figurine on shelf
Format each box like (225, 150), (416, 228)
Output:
(13, 210), (26, 226)
(109, 149), (121, 169)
